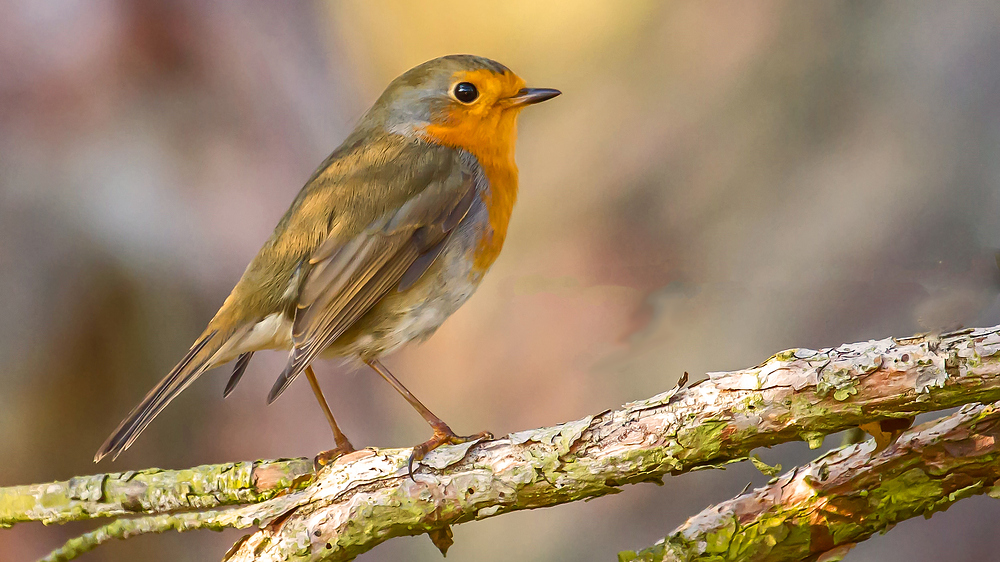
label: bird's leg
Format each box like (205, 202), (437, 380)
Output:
(304, 365), (355, 468)
(364, 359), (492, 479)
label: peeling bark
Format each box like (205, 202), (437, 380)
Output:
(619, 401), (1000, 562)
(223, 327), (1000, 561)
(3, 326), (1000, 561)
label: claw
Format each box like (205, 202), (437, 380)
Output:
(407, 425), (492, 481)
(314, 443), (356, 471)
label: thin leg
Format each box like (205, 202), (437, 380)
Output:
(365, 359), (449, 428)
(304, 365), (355, 467)
(365, 359), (491, 479)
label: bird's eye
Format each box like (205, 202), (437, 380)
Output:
(453, 82), (479, 103)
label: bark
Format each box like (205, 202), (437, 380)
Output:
(2, 326), (999, 561)
(223, 327), (1000, 561)
(0, 458), (314, 528)
(618, 401), (1000, 562)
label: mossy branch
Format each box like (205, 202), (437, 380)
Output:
(0, 458), (314, 528)
(225, 327), (1000, 561)
(39, 508), (246, 562)
(619, 400), (1000, 562)
(4, 326), (1000, 560)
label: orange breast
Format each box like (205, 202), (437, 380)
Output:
(422, 110), (520, 275)
(468, 150), (518, 273)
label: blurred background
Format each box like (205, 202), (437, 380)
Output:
(2, 1), (1000, 560)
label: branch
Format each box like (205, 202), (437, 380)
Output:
(619, 400), (1000, 562)
(0, 458), (313, 528)
(223, 327), (1000, 561)
(7, 326), (1000, 561)
(40, 508), (244, 562)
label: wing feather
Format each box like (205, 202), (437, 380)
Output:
(266, 156), (476, 403)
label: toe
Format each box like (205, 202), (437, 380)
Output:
(314, 445), (355, 470)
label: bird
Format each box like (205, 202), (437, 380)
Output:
(94, 54), (561, 474)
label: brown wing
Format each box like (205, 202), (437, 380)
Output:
(266, 155), (476, 403)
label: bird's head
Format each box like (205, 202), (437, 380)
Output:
(360, 55), (560, 159)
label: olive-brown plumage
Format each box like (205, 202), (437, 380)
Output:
(95, 55), (560, 464)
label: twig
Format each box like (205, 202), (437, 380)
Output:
(40, 508), (247, 562)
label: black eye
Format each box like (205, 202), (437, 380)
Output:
(453, 82), (479, 103)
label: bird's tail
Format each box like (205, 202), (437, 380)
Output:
(94, 329), (227, 462)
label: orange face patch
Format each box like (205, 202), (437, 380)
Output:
(420, 69), (526, 159)
(419, 69), (528, 275)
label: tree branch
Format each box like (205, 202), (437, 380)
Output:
(40, 508), (245, 562)
(223, 327), (1000, 561)
(4, 326), (999, 561)
(619, 400), (1000, 562)
(0, 458), (313, 528)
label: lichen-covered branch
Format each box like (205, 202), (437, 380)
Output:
(619, 400), (1000, 562)
(0, 458), (313, 528)
(222, 327), (1000, 561)
(40, 508), (246, 562)
(7, 326), (1000, 560)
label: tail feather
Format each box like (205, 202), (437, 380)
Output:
(94, 331), (222, 462)
(223, 352), (254, 398)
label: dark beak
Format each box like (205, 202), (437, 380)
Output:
(508, 88), (562, 107)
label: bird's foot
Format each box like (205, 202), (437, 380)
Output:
(408, 423), (492, 480)
(314, 442), (356, 471)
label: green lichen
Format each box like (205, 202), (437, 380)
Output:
(832, 386), (858, 401)
(816, 368), (858, 400)
(618, 545), (667, 562)
(667, 420), (730, 469)
(947, 482), (983, 502)
(725, 511), (799, 560)
(740, 393), (767, 413)
(750, 455), (782, 477)
(704, 517), (737, 553)
(869, 468), (942, 514)
(771, 349), (798, 362)
(800, 431), (825, 449)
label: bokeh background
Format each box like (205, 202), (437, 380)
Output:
(3, 1), (1000, 560)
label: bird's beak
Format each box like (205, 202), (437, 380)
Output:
(507, 88), (562, 107)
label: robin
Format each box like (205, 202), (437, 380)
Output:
(94, 55), (560, 474)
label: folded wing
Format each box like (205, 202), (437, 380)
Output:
(266, 151), (477, 403)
